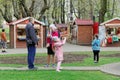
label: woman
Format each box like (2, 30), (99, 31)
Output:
(92, 34), (100, 63)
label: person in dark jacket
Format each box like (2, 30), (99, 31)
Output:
(25, 17), (38, 70)
(92, 34), (100, 63)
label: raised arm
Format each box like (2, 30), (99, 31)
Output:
(54, 37), (66, 47)
(62, 37), (66, 44)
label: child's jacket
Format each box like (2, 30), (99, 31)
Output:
(54, 38), (66, 61)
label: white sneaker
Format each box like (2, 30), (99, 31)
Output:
(56, 70), (61, 72)
(94, 61), (97, 63)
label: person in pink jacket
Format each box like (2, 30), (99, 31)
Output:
(53, 37), (66, 72)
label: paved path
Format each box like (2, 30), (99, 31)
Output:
(0, 66), (100, 71)
(101, 62), (120, 76)
(1, 43), (120, 54)
(0, 62), (120, 76)
(0, 43), (120, 76)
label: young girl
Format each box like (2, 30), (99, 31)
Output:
(92, 34), (100, 63)
(53, 37), (66, 72)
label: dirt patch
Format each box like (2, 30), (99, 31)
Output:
(101, 53), (120, 57)
(63, 54), (89, 63)
(0, 53), (120, 65)
(0, 53), (89, 64)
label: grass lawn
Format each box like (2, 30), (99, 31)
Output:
(63, 57), (120, 66)
(0, 51), (120, 79)
(0, 70), (120, 80)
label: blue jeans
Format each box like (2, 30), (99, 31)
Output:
(27, 45), (36, 69)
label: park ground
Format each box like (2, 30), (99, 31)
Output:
(0, 43), (120, 80)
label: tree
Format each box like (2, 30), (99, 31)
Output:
(60, 0), (65, 23)
(0, 0), (12, 23)
(99, 0), (107, 23)
(38, 0), (51, 20)
(0, 0), (52, 22)
(52, 0), (57, 19)
(107, 0), (116, 19)
(0, 0), (120, 24)
(89, 0), (93, 20)
(78, 0), (80, 18)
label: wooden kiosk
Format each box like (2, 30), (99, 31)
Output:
(100, 17), (120, 47)
(73, 18), (94, 45)
(9, 17), (45, 48)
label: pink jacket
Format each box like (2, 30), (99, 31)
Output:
(54, 38), (66, 61)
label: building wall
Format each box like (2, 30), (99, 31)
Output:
(77, 25), (93, 45)
(16, 40), (26, 48)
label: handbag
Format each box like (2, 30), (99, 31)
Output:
(26, 39), (33, 44)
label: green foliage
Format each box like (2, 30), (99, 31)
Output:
(0, 0), (119, 23)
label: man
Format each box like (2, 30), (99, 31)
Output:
(1, 29), (7, 53)
(25, 17), (38, 70)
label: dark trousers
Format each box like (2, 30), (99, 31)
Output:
(27, 45), (36, 69)
(93, 50), (100, 62)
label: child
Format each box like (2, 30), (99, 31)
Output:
(45, 24), (58, 68)
(53, 37), (66, 72)
(0, 29), (7, 53)
(45, 32), (55, 67)
(92, 34), (100, 63)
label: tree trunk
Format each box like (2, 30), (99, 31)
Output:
(60, 0), (63, 23)
(12, 0), (21, 19)
(62, 0), (65, 23)
(70, 0), (73, 21)
(111, 0), (115, 18)
(38, 0), (50, 20)
(52, 0), (57, 19)
(60, 0), (65, 23)
(107, 0), (115, 19)
(99, 0), (107, 23)
(78, 0), (80, 18)
(89, 0), (93, 20)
